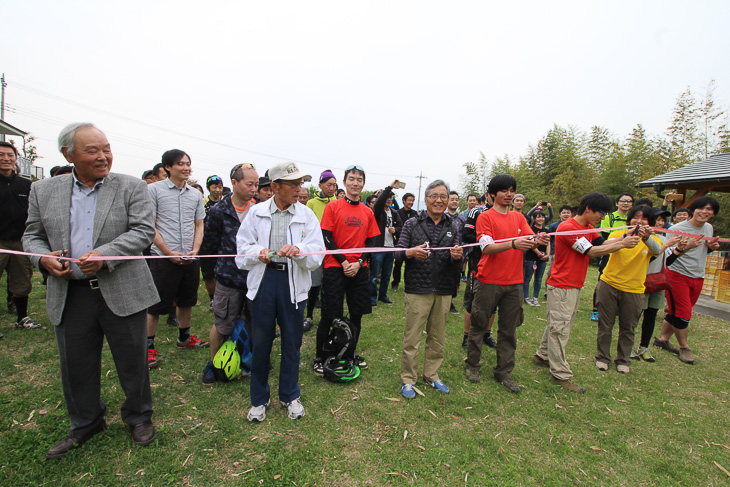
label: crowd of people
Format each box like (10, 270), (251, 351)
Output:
(0, 122), (722, 460)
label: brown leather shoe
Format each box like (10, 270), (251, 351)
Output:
(678, 348), (695, 365)
(497, 376), (521, 394)
(130, 420), (156, 446)
(551, 376), (585, 393)
(533, 355), (549, 367)
(46, 420), (107, 460)
(653, 338), (680, 355)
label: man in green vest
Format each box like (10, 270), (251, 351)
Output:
(591, 192), (634, 321)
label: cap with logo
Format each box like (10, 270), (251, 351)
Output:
(268, 161), (311, 182)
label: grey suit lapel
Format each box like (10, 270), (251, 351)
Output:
(93, 173), (118, 245)
(58, 175), (73, 250)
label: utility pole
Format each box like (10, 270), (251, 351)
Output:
(1, 73), (6, 142)
(416, 171), (427, 210)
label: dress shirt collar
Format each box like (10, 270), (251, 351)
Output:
(269, 200), (296, 216)
(164, 177), (190, 191)
(72, 169), (105, 192)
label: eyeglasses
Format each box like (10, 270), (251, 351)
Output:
(427, 194), (449, 201)
(279, 180), (304, 188)
(346, 165), (364, 171)
(229, 163), (255, 180)
(618, 199), (633, 203)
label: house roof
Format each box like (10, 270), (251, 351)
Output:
(636, 152), (730, 188)
(0, 119), (27, 137)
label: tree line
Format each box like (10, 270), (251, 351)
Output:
(459, 81), (730, 243)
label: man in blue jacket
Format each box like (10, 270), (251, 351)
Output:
(201, 163), (259, 384)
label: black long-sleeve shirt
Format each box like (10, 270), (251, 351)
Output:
(0, 173), (32, 240)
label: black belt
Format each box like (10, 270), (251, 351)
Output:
(68, 278), (100, 290)
(266, 262), (288, 271)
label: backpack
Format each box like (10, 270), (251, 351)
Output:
(322, 318), (356, 361)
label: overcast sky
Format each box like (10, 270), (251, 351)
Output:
(2, 1), (728, 201)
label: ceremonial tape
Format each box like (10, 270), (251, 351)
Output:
(3, 225), (726, 263)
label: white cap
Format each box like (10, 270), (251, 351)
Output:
(268, 161), (311, 182)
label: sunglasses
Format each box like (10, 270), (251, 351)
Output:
(229, 163), (256, 180)
(206, 176), (223, 185)
(346, 165), (364, 172)
(618, 199), (633, 203)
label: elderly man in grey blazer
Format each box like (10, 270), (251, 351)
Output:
(23, 123), (160, 460)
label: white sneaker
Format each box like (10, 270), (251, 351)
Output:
(595, 360), (608, 371)
(617, 364), (630, 374)
(281, 398), (305, 420)
(531, 298), (540, 307)
(524, 298), (532, 306)
(247, 401), (270, 422)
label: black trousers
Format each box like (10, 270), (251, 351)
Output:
(317, 266), (371, 358)
(55, 284), (153, 438)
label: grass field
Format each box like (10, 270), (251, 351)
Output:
(1, 267), (729, 486)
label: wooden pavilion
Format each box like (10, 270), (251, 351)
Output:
(636, 152), (730, 207)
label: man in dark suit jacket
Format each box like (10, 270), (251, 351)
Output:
(23, 123), (160, 459)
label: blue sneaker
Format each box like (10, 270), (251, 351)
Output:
(590, 311), (599, 322)
(378, 297), (393, 304)
(401, 383), (416, 399)
(423, 378), (450, 393)
(202, 361), (216, 385)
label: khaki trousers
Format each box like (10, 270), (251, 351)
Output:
(595, 280), (644, 366)
(536, 285), (581, 380)
(401, 293), (451, 385)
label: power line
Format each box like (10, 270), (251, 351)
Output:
(8, 80), (412, 178)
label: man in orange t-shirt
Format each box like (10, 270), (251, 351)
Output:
(533, 192), (639, 393)
(314, 165), (381, 375)
(466, 175), (549, 393)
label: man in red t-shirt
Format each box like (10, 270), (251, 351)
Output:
(466, 175), (549, 393)
(533, 192), (639, 393)
(314, 165), (380, 375)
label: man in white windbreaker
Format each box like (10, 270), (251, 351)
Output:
(236, 161), (325, 423)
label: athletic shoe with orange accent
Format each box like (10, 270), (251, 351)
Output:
(176, 334), (210, 349)
(148, 349), (159, 369)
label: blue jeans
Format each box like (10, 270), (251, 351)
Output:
(369, 251), (394, 301)
(523, 259), (547, 299)
(250, 267), (305, 407)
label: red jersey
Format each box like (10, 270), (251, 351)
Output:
(547, 217), (602, 289)
(320, 198), (381, 268)
(476, 209), (534, 285)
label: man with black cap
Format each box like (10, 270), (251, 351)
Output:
(256, 171), (273, 203)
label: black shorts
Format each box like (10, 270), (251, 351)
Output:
(200, 257), (216, 280)
(148, 258), (201, 315)
(322, 265), (372, 318)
